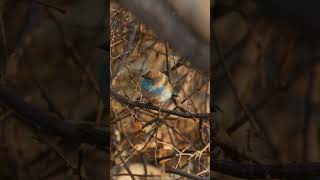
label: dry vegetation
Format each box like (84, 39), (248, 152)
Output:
(0, 0), (211, 179)
(110, 2), (210, 180)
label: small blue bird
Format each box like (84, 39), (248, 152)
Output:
(140, 70), (173, 105)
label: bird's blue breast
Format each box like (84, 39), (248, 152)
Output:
(141, 79), (164, 95)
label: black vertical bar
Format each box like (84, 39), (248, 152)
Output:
(106, 0), (110, 177)
(98, 0), (110, 178)
(210, 0), (214, 178)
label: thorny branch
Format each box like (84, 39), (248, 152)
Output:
(110, 89), (212, 119)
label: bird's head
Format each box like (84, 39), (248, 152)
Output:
(142, 70), (166, 83)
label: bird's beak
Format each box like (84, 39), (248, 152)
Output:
(142, 74), (147, 78)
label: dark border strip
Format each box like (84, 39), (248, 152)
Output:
(0, 84), (108, 147)
(213, 160), (320, 178)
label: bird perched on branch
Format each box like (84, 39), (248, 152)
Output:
(140, 70), (173, 105)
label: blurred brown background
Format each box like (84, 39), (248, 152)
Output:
(214, 0), (320, 179)
(0, 0), (107, 179)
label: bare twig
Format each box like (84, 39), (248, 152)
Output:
(227, 56), (320, 134)
(111, 25), (138, 80)
(165, 167), (209, 180)
(111, 89), (212, 119)
(118, 0), (210, 70)
(213, 28), (260, 132)
(34, 0), (66, 14)
(26, 62), (65, 120)
(0, 84), (108, 147)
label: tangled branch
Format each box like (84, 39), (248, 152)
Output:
(110, 89), (212, 119)
(0, 84), (108, 147)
